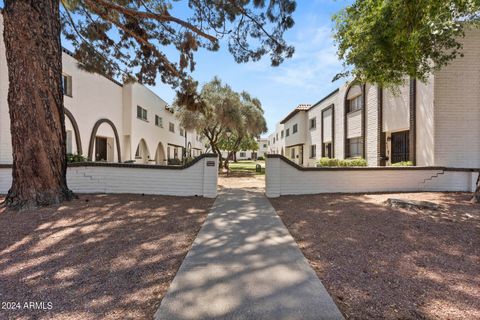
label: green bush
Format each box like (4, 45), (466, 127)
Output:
(182, 156), (195, 165)
(391, 161), (413, 166)
(257, 156), (265, 161)
(317, 157), (367, 167)
(168, 158), (182, 165)
(66, 153), (87, 163)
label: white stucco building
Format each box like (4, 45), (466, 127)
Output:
(0, 16), (205, 166)
(268, 28), (480, 169)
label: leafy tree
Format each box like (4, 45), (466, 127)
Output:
(333, 0), (480, 202)
(176, 78), (267, 169)
(176, 77), (242, 168)
(1, 0), (296, 209)
(333, 0), (480, 87)
(218, 91), (267, 168)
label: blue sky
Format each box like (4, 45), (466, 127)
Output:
(148, 0), (352, 135)
(0, 0), (351, 135)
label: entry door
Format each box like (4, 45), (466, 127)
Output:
(391, 131), (409, 163)
(95, 137), (108, 161)
(299, 146), (304, 165)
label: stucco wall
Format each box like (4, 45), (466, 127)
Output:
(266, 156), (478, 197)
(62, 53), (124, 162)
(284, 111), (307, 147)
(433, 28), (480, 168)
(0, 15), (11, 164)
(0, 155), (218, 197)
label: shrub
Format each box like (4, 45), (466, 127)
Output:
(182, 156), (194, 165)
(317, 157), (367, 167)
(391, 161), (413, 167)
(66, 153), (87, 163)
(257, 156), (265, 161)
(168, 158), (182, 165)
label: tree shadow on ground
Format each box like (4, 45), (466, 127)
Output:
(270, 192), (480, 320)
(155, 188), (342, 320)
(0, 194), (213, 320)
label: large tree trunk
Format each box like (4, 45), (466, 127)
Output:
(471, 173), (480, 203)
(3, 0), (72, 209)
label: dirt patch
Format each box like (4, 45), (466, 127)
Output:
(0, 194), (213, 320)
(218, 174), (265, 192)
(270, 192), (480, 320)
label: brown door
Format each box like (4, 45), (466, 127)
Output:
(391, 131), (409, 163)
(95, 137), (107, 161)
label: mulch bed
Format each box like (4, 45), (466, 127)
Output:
(0, 194), (213, 320)
(270, 192), (480, 320)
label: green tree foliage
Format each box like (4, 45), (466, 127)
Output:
(60, 0), (296, 107)
(175, 77), (267, 168)
(333, 0), (480, 87)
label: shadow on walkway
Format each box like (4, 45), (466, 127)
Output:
(155, 188), (343, 320)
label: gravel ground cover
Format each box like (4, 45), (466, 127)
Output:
(270, 192), (480, 320)
(0, 194), (213, 320)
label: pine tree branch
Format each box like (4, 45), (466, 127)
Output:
(84, 0), (181, 77)
(88, 0), (217, 42)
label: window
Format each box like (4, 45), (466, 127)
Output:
(173, 147), (178, 159)
(286, 128), (290, 137)
(263, 144), (267, 148)
(62, 74), (72, 97)
(309, 117), (316, 130)
(290, 148), (295, 159)
(268, 141), (270, 146)
(273, 137), (276, 144)
(348, 137), (363, 158)
(292, 124), (298, 134)
(310, 145), (316, 158)
(240, 152), (246, 157)
(281, 130), (284, 139)
(169, 122), (175, 133)
(155, 115), (163, 127)
(137, 106), (147, 121)
(180, 128), (185, 137)
(348, 95), (363, 113)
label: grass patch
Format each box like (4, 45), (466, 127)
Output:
(228, 160), (265, 175)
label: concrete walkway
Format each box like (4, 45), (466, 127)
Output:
(155, 188), (344, 320)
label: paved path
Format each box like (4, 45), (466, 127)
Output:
(155, 188), (344, 320)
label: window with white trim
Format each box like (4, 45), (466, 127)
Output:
(62, 74), (72, 97)
(155, 115), (163, 127)
(137, 106), (147, 121)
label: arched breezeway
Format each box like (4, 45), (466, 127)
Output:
(88, 119), (122, 162)
(64, 108), (82, 155)
(155, 142), (167, 165)
(134, 138), (151, 164)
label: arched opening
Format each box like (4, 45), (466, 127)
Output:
(134, 139), (151, 164)
(88, 119), (122, 162)
(187, 142), (192, 158)
(64, 108), (82, 156)
(155, 142), (167, 165)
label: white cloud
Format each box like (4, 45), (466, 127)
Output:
(268, 18), (343, 90)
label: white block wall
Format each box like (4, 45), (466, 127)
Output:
(266, 156), (478, 197)
(0, 156), (218, 198)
